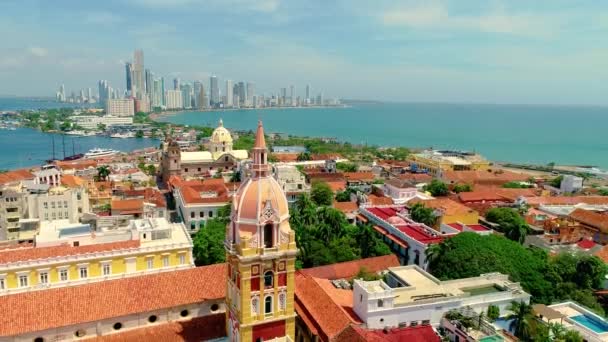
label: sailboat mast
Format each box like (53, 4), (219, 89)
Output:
(52, 135), (55, 160)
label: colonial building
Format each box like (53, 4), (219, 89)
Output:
(0, 217), (193, 294)
(161, 119), (248, 182)
(173, 177), (231, 233)
(273, 164), (310, 205)
(225, 121), (297, 342)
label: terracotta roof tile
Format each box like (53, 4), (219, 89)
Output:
(335, 324), (440, 342)
(300, 255), (399, 280)
(295, 272), (355, 341)
(0, 169), (33, 185)
(111, 199), (144, 211)
(326, 181), (347, 193)
(442, 169), (528, 186)
(368, 194), (393, 206)
(61, 174), (86, 188)
(333, 201), (358, 213)
(55, 159), (98, 171)
(274, 153), (299, 163)
(397, 173), (433, 183)
(91, 314), (226, 342)
(409, 198), (478, 216)
(595, 246), (608, 263)
(570, 208), (608, 233)
(458, 190), (509, 203)
(0, 240), (140, 264)
(343, 172), (375, 182)
(0, 264), (226, 336)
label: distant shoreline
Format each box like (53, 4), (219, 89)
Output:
(150, 104), (349, 121)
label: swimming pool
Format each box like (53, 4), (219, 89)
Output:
(571, 314), (608, 333)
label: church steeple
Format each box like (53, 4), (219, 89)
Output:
(225, 120), (297, 342)
(252, 120), (270, 178)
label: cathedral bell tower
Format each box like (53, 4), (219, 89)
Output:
(225, 121), (297, 342)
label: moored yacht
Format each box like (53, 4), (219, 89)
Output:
(84, 148), (120, 159)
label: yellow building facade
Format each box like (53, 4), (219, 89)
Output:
(0, 218), (194, 293)
(225, 121), (297, 342)
(408, 151), (490, 176)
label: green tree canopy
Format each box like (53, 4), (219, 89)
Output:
(336, 162), (357, 172)
(410, 203), (438, 227)
(453, 183), (473, 193)
(310, 181), (334, 206)
(424, 179), (449, 196)
(192, 218), (226, 266)
(485, 207), (528, 244)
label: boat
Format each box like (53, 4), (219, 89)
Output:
(84, 148), (120, 159)
(110, 132), (135, 139)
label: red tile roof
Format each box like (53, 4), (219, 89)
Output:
(300, 255), (400, 280)
(180, 183), (230, 204)
(295, 272), (356, 341)
(335, 324), (440, 342)
(577, 239), (596, 250)
(0, 240), (140, 264)
(326, 180), (347, 193)
(54, 159), (98, 171)
(0, 264), (226, 336)
(397, 173), (433, 183)
(273, 153), (299, 163)
(396, 224), (445, 244)
(442, 169), (528, 186)
(570, 208), (608, 233)
(595, 246), (608, 263)
(92, 314), (226, 342)
(368, 194), (394, 206)
(333, 201), (359, 214)
(61, 174), (86, 188)
(0, 169), (33, 185)
(410, 198), (477, 216)
(343, 172), (375, 182)
(458, 190), (509, 203)
(111, 198), (144, 212)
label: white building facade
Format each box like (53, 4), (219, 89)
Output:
(106, 98), (135, 117)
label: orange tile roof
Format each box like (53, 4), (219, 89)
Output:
(326, 180), (347, 193)
(570, 208), (608, 233)
(0, 169), (33, 185)
(0, 240), (140, 264)
(595, 246), (608, 263)
(368, 194), (393, 206)
(524, 196), (608, 207)
(180, 183), (230, 204)
(61, 174), (85, 188)
(335, 324), (441, 342)
(0, 264), (226, 336)
(295, 272), (356, 341)
(333, 201), (359, 213)
(274, 153), (299, 163)
(409, 198), (477, 216)
(111, 198), (144, 212)
(442, 169), (528, 186)
(300, 255), (399, 280)
(92, 314), (226, 342)
(458, 190), (509, 203)
(311, 153), (343, 161)
(397, 173), (433, 183)
(54, 159), (98, 170)
(343, 172), (375, 182)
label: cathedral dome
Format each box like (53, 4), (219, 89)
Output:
(210, 119), (233, 144)
(233, 176), (289, 224)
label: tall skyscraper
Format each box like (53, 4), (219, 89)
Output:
(173, 78), (180, 91)
(197, 84), (206, 110)
(152, 78), (163, 108)
(289, 85), (296, 106)
(87, 88), (92, 102)
(210, 75), (219, 107)
(125, 62), (134, 95)
(161, 77), (166, 106)
(305, 84), (310, 102)
(133, 49), (145, 99)
(193, 81), (203, 108)
(98, 80), (109, 107)
(181, 84), (193, 109)
(225, 80), (233, 107)
(237, 82), (246, 106)
(246, 82), (255, 107)
(145, 69), (153, 96)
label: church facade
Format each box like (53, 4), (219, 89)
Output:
(225, 121), (297, 342)
(161, 119), (248, 182)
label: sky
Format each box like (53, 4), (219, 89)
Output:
(0, 0), (607, 105)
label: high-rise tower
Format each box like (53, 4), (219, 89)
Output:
(133, 49), (145, 99)
(210, 75), (219, 107)
(225, 121), (297, 342)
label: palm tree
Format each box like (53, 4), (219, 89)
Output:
(96, 166), (110, 181)
(506, 301), (532, 340)
(549, 322), (567, 340)
(316, 206), (347, 241)
(410, 203), (438, 227)
(505, 222), (528, 244)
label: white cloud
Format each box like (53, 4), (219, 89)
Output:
(382, 2), (556, 38)
(84, 12), (124, 25)
(28, 47), (48, 57)
(129, 0), (280, 13)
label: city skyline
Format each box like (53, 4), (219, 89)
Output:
(0, 1), (607, 105)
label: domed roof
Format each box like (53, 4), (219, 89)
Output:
(387, 216), (406, 225)
(210, 119), (233, 144)
(233, 176), (290, 223)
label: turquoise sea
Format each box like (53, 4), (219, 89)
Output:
(0, 128), (159, 170)
(159, 103), (608, 168)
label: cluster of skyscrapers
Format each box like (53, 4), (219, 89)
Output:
(56, 49), (339, 112)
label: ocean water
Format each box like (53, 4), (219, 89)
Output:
(160, 103), (608, 168)
(0, 97), (96, 111)
(0, 128), (159, 170)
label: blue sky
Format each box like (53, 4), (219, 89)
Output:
(1, 0), (607, 105)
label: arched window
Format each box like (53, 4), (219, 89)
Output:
(264, 271), (273, 288)
(263, 223), (273, 248)
(265, 296), (273, 315)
